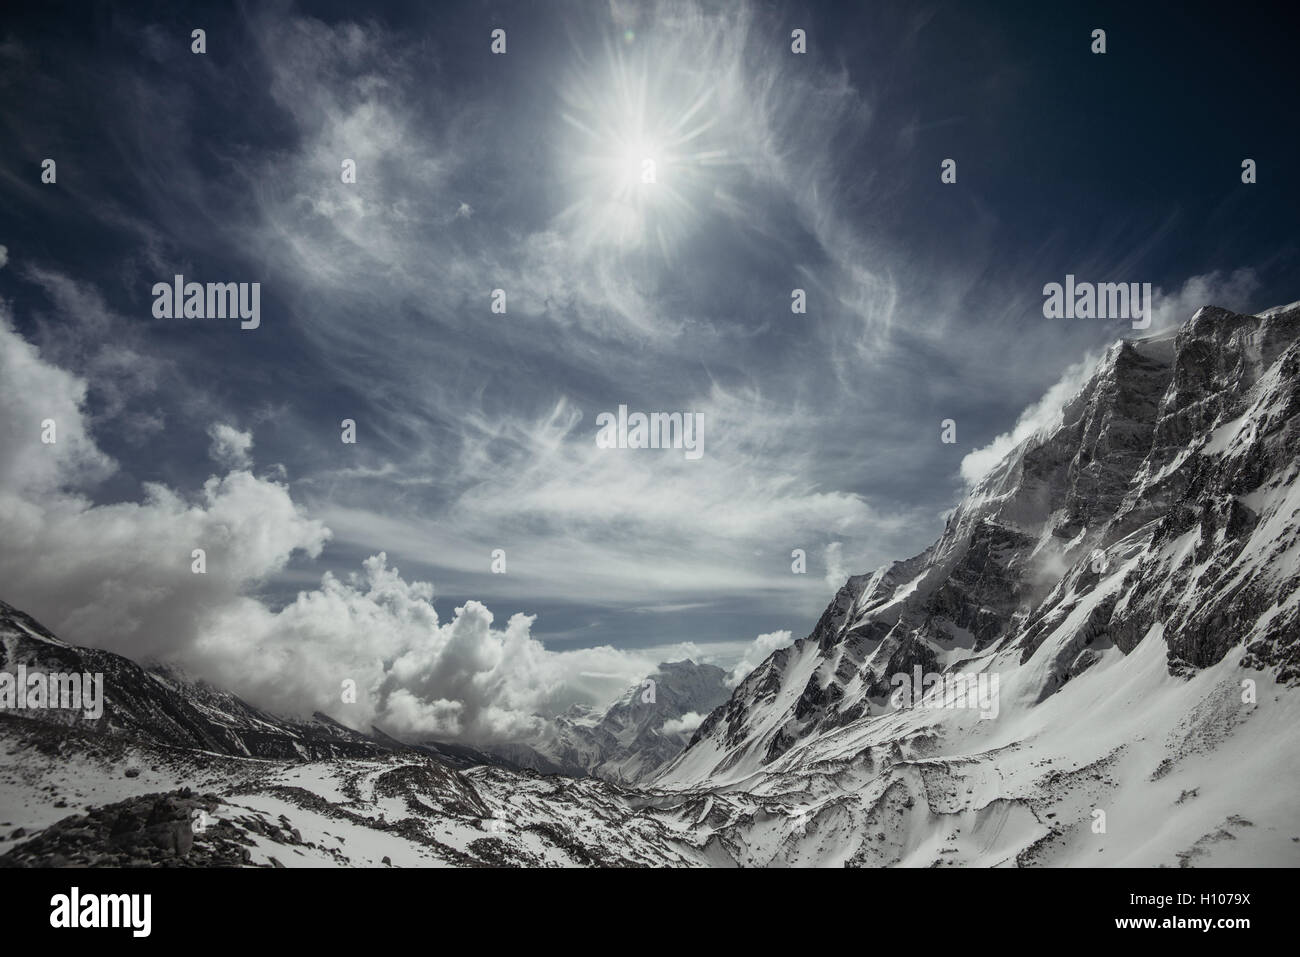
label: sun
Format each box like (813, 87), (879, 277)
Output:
(620, 138), (659, 193)
(556, 37), (730, 259)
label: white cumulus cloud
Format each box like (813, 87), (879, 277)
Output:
(207, 423), (254, 469)
(661, 711), (706, 737)
(0, 302), (738, 743)
(727, 629), (795, 687)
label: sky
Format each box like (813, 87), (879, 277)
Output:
(1, 0), (1297, 742)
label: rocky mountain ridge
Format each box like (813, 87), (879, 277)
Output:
(659, 301), (1300, 786)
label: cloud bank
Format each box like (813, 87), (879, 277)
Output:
(0, 304), (786, 740)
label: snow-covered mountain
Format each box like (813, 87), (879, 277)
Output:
(0, 603), (706, 866)
(0, 599), (392, 761)
(414, 660), (731, 782)
(3, 300), (1299, 867)
(660, 301), (1300, 787)
(641, 300), (1300, 866)
(514, 660), (732, 783)
(0, 712), (702, 867)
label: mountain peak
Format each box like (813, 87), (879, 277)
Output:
(662, 299), (1300, 784)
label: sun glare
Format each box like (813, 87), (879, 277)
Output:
(557, 36), (730, 259)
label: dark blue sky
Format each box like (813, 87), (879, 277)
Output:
(1, 0), (1297, 733)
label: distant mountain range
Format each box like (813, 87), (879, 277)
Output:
(418, 660), (731, 782)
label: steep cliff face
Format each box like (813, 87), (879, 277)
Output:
(663, 301), (1300, 786)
